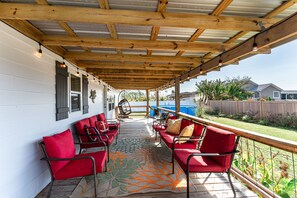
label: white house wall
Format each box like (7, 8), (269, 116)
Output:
(0, 22), (108, 197)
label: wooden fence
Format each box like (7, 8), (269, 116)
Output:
(207, 100), (297, 119)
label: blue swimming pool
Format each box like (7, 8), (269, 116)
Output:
(150, 105), (196, 117)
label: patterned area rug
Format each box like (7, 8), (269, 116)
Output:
(80, 137), (196, 197)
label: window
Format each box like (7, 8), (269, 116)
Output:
(107, 95), (115, 111)
(281, 94), (286, 100)
(70, 75), (81, 112)
(273, 91), (280, 98)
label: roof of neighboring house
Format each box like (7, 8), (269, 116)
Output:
(245, 81), (283, 92)
(167, 91), (197, 98)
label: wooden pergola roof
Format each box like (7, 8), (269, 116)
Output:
(0, 0), (297, 90)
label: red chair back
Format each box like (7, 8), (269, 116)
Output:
(200, 126), (236, 169)
(89, 115), (98, 128)
(75, 118), (91, 142)
(42, 129), (76, 175)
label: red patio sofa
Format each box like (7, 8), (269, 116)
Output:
(158, 118), (206, 162)
(75, 114), (119, 161)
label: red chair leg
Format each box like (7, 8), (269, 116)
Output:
(46, 180), (54, 198)
(172, 157), (175, 174)
(227, 170), (236, 197)
(186, 169), (190, 198)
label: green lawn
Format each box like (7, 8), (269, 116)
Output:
(206, 115), (297, 142)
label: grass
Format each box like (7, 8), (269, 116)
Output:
(206, 115), (297, 142)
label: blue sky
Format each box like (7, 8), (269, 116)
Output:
(180, 39), (297, 92)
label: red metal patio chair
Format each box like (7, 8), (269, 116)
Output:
(39, 129), (107, 198)
(172, 126), (240, 198)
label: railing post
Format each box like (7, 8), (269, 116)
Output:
(175, 79), (180, 117)
(146, 89), (149, 117)
(156, 90), (159, 109)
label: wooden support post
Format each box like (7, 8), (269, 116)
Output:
(146, 89), (149, 117)
(175, 80), (180, 117)
(156, 90), (159, 109)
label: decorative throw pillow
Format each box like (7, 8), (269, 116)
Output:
(178, 124), (194, 144)
(96, 121), (109, 132)
(166, 119), (182, 134)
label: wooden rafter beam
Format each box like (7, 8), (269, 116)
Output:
(176, 0), (233, 56)
(148, 0), (168, 55)
(78, 61), (191, 71)
(95, 74), (176, 79)
(42, 36), (232, 52)
(98, 0), (121, 54)
(65, 52), (203, 64)
(0, 3), (277, 31)
(87, 68), (180, 75)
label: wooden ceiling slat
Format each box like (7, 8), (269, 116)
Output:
(42, 36), (231, 53)
(0, 3), (277, 31)
(65, 52), (203, 64)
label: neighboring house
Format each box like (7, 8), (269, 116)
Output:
(166, 91), (197, 105)
(244, 80), (283, 100)
(281, 90), (297, 100)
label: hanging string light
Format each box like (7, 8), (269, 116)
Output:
(36, 43), (42, 58)
(60, 58), (66, 68)
(76, 67), (80, 76)
(218, 57), (223, 67)
(253, 37), (258, 52)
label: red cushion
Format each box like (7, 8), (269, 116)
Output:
(97, 113), (106, 122)
(54, 150), (107, 180)
(159, 131), (196, 149)
(192, 123), (205, 137)
(174, 149), (225, 172)
(43, 129), (76, 175)
(89, 115), (98, 128)
(108, 123), (119, 129)
(200, 126), (236, 168)
(75, 118), (91, 142)
(153, 124), (166, 131)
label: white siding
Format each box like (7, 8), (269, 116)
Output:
(0, 22), (109, 197)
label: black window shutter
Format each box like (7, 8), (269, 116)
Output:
(82, 75), (89, 114)
(55, 61), (69, 121)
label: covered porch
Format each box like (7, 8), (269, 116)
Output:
(0, 0), (297, 197)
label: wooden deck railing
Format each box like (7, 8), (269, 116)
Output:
(158, 107), (297, 198)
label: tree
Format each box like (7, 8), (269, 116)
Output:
(195, 76), (253, 103)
